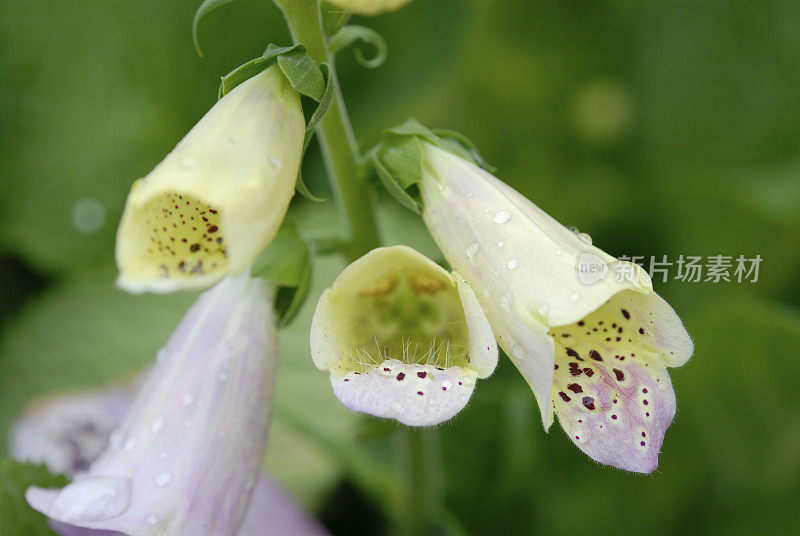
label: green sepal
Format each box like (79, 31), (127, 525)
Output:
(0, 458), (69, 536)
(252, 220), (312, 327)
(323, 8), (351, 35)
(217, 44), (305, 99)
(192, 0), (236, 58)
(329, 25), (388, 69)
(295, 63), (334, 202)
(372, 118), (493, 213)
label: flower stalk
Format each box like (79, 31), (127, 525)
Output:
(272, 0), (380, 261)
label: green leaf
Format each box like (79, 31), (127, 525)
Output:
(192, 0), (237, 58)
(217, 44), (304, 98)
(277, 53), (326, 101)
(0, 459), (68, 536)
(251, 221), (313, 326)
(329, 25), (388, 69)
(295, 63), (334, 202)
(372, 118), (493, 213)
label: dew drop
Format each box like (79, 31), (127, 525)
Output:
(493, 268), (501, 276)
(151, 417), (164, 434)
(466, 243), (480, 258)
(182, 393), (195, 406)
(146, 515), (159, 526)
(500, 291), (514, 309)
(538, 303), (550, 316)
(555, 249), (563, 256)
(180, 157), (198, 170)
(578, 232), (592, 244)
(497, 240), (505, 248)
(154, 473), (172, 487)
(268, 156), (281, 169)
(569, 292), (581, 302)
(493, 210), (512, 224)
(124, 438), (136, 452)
(507, 258), (519, 270)
(228, 135), (238, 144)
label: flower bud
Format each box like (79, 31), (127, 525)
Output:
(310, 245), (497, 426)
(26, 275), (279, 534)
(418, 142), (693, 473)
(325, 0), (414, 16)
(115, 66), (305, 294)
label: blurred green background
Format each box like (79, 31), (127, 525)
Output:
(2, 0), (799, 534)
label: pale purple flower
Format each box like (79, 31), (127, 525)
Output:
(22, 274), (301, 535)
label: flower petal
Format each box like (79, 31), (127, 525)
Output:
(11, 384), (136, 477)
(549, 289), (689, 472)
(331, 359), (478, 426)
(27, 274), (277, 534)
(311, 246), (496, 425)
(116, 66), (305, 294)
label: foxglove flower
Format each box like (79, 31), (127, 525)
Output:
(12, 376), (329, 536)
(311, 245), (497, 426)
(25, 274), (280, 534)
(417, 142), (693, 473)
(116, 66), (305, 294)
(325, 0), (414, 16)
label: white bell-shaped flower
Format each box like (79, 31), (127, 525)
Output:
(115, 66), (305, 294)
(311, 245), (497, 426)
(419, 142), (693, 473)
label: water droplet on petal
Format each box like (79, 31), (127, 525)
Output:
(151, 417), (163, 434)
(555, 249), (563, 256)
(493, 210), (512, 224)
(466, 243), (480, 258)
(182, 393), (195, 406)
(500, 291), (514, 309)
(507, 258), (519, 270)
(51, 477), (131, 523)
(180, 157), (198, 170)
(493, 269), (501, 277)
(497, 241), (505, 248)
(154, 473), (172, 487)
(538, 303), (550, 316)
(228, 135), (238, 144)
(569, 292), (581, 302)
(578, 232), (592, 244)
(124, 438), (136, 452)
(268, 156), (281, 169)
(146, 515), (159, 526)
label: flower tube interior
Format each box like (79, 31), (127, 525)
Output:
(311, 246), (497, 426)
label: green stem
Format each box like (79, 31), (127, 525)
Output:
(396, 427), (443, 535)
(273, 0), (380, 260)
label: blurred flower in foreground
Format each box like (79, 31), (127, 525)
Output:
(311, 245), (497, 426)
(116, 66), (305, 294)
(417, 142), (693, 473)
(24, 275), (287, 534)
(325, 0), (414, 16)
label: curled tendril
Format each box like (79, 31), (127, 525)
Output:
(329, 25), (388, 69)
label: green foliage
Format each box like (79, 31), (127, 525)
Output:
(0, 459), (66, 536)
(252, 220), (313, 326)
(2, 0), (800, 534)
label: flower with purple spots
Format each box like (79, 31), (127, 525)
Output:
(310, 245), (498, 426)
(115, 66), (305, 294)
(373, 123), (693, 473)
